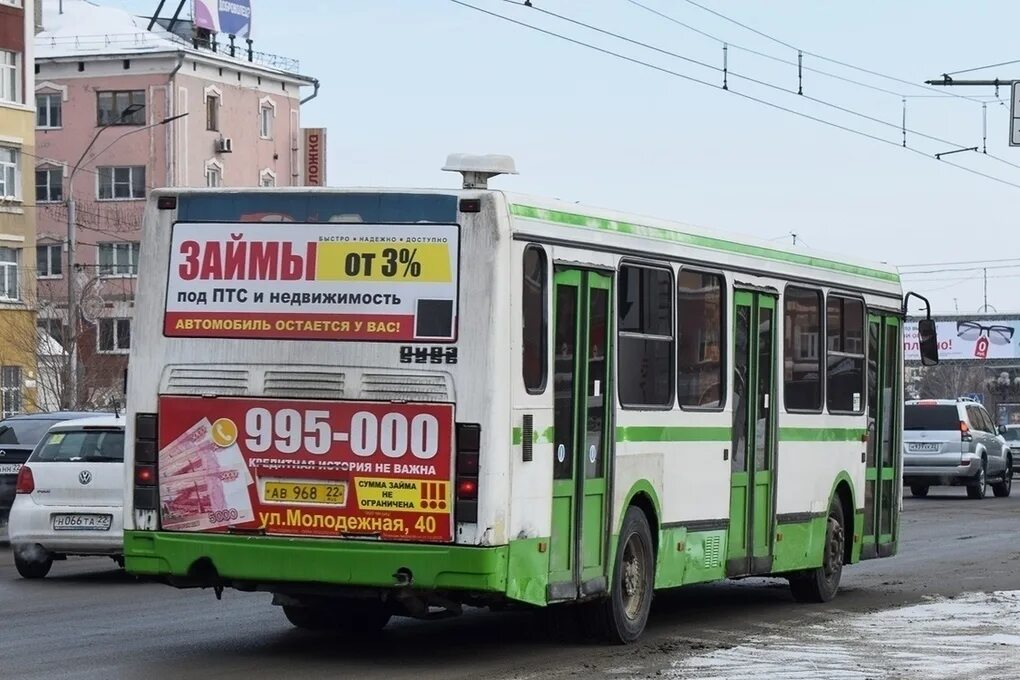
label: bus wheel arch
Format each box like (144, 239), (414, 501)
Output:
(624, 487), (661, 560)
(831, 478), (854, 565)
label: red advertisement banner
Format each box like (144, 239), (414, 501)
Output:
(157, 396), (455, 542)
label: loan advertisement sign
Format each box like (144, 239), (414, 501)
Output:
(905, 319), (1020, 361)
(164, 222), (459, 341)
(157, 396), (455, 542)
(193, 0), (252, 38)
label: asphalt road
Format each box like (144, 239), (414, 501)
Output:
(2, 486), (1019, 680)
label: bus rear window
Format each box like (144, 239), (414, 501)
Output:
(904, 405), (959, 431)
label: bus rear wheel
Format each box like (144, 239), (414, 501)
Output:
(282, 599), (391, 634)
(592, 506), (654, 644)
(789, 497), (844, 603)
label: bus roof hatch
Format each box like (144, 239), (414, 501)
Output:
(442, 153), (517, 189)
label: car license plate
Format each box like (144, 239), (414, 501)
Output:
(51, 513), (113, 531)
(909, 442), (940, 452)
(263, 480), (347, 506)
(0, 463), (21, 475)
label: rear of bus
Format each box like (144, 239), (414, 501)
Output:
(124, 187), (512, 619)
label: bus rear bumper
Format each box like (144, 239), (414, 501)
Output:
(124, 530), (512, 595)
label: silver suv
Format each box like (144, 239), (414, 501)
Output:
(903, 399), (1012, 499)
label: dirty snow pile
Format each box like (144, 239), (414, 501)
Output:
(667, 591), (1020, 679)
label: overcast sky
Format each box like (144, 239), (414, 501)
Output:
(100, 0), (1020, 314)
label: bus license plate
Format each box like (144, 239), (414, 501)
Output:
(52, 514), (113, 531)
(909, 443), (939, 452)
(263, 481), (347, 506)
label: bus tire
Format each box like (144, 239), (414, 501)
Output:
(595, 505), (655, 644)
(282, 600), (391, 634)
(789, 496), (844, 604)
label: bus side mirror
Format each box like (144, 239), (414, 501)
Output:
(918, 318), (939, 367)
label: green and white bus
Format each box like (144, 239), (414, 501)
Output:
(124, 154), (937, 643)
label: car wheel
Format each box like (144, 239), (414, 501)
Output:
(966, 462), (987, 499)
(590, 505), (655, 644)
(910, 485), (929, 498)
(790, 496), (845, 603)
(283, 600), (390, 633)
(992, 458), (1013, 498)
(14, 550), (53, 579)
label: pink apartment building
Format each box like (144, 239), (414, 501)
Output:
(32, 0), (318, 405)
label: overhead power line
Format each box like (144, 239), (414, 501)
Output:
(899, 263), (1020, 276)
(899, 256), (1020, 269)
(679, 0), (985, 103)
(452, 0), (1020, 191)
(945, 58), (1020, 76)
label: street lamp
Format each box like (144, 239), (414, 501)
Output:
(64, 106), (188, 408)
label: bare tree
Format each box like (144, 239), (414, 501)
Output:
(913, 363), (988, 401)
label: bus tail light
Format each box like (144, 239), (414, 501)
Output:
(15, 466), (34, 494)
(455, 423), (480, 523)
(960, 421), (973, 443)
(134, 412), (159, 513)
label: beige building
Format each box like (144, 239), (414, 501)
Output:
(0, 0), (38, 415)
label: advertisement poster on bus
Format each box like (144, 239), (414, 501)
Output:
(164, 222), (459, 342)
(157, 396), (454, 542)
(904, 319), (1020, 361)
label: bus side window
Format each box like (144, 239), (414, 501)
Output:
(677, 269), (725, 409)
(522, 245), (548, 393)
(826, 296), (866, 414)
(618, 263), (675, 408)
(784, 286), (823, 412)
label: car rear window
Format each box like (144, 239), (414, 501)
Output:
(0, 419), (59, 446)
(904, 405), (959, 431)
(33, 429), (125, 463)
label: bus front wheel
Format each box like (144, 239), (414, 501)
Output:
(789, 497), (845, 603)
(593, 505), (655, 644)
(283, 600), (391, 634)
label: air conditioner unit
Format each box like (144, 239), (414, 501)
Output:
(217, 137), (234, 153)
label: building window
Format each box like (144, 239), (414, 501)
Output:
(1, 51), (20, 104)
(206, 93), (219, 131)
(98, 318), (131, 353)
(259, 102), (274, 139)
(36, 93), (62, 128)
(618, 263), (674, 408)
(0, 147), (20, 200)
(0, 247), (19, 301)
(35, 167), (63, 202)
(97, 166), (145, 200)
(98, 242), (140, 277)
(826, 296), (866, 413)
(38, 318), (65, 348)
(522, 245), (547, 393)
(96, 90), (145, 125)
(0, 1), (24, 7)
(37, 243), (62, 278)
(205, 164), (222, 187)
(260, 169), (276, 187)
(1, 366), (22, 418)
(676, 269), (725, 408)
(784, 287), (823, 411)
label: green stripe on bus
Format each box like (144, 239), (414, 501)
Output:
(510, 204), (900, 283)
(616, 426), (732, 442)
(511, 426), (864, 444)
(778, 427), (865, 442)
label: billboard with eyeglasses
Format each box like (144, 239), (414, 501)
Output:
(905, 319), (1020, 361)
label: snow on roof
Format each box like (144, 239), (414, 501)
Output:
(36, 0), (182, 59)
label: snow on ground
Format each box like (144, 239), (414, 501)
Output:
(666, 591), (1020, 679)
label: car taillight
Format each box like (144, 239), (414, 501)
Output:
(15, 465), (34, 494)
(455, 423), (480, 523)
(961, 421), (973, 442)
(134, 412), (159, 514)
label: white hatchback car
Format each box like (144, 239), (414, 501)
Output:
(9, 415), (126, 579)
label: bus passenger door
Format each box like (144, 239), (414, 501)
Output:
(728, 290), (778, 576)
(864, 314), (900, 558)
(548, 267), (613, 601)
